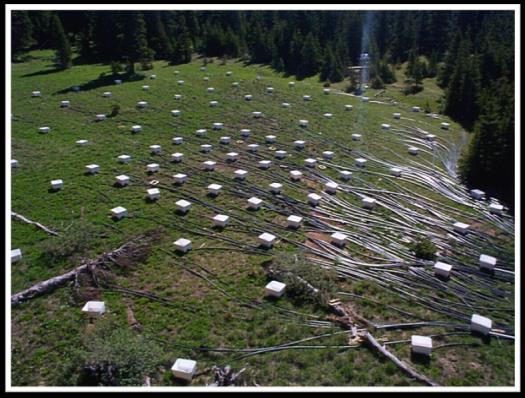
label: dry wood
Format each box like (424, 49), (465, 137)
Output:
(364, 332), (440, 387)
(11, 211), (60, 236)
(11, 238), (143, 307)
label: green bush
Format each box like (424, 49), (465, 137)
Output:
(409, 237), (437, 260)
(38, 220), (97, 263)
(109, 104), (120, 118)
(370, 76), (385, 89)
(402, 84), (423, 95)
(271, 252), (338, 305)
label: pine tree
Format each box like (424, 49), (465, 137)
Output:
(49, 13), (72, 69)
(427, 50), (439, 78)
(120, 11), (154, 74)
(12, 11), (34, 60)
(296, 33), (321, 79)
(144, 11), (172, 60)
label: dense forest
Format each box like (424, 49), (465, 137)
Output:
(11, 10), (515, 209)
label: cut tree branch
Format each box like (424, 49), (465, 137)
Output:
(11, 211), (60, 236)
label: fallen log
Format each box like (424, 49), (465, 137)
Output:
(11, 238), (143, 307)
(364, 332), (440, 387)
(11, 211), (60, 236)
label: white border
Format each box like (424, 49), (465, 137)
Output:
(6, 3), (521, 393)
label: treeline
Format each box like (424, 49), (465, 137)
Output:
(11, 10), (514, 208)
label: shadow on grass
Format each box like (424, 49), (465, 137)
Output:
(54, 73), (146, 95)
(21, 66), (64, 78)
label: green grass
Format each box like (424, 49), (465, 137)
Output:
(10, 51), (514, 387)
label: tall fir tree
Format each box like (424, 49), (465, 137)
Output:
(49, 13), (72, 69)
(120, 11), (154, 74)
(12, 11), (34, 60)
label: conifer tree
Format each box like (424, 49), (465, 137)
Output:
(12, 11), (34, 60)
(120, 11), (154, 74)
(49, 13), (72, 69)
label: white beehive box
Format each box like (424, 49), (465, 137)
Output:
(234, 169), (248, 180)
(471, 314), (492, 335)
(355, 158), (367, 167)
(174, 238), (192, 253)
(209, 100), (218, 107)
(412, 106), (421, 112)
(177, 80), (185, 85)
(174, 70), (180, 75)
(426, 134), (436, 142)
(390, 167), (402, 177)
(32, 91), (41, 97)
(176, 199), (192, 214)
(322, 151), (334, 159)
(303, 95), (311, 101)
(287, 215), (303, 229)
(150, 74), (157, 80)
(11, 159), (19, 168)
(345, 105), (353, 111)
(323, 113), (333, 119)
(269, 182), (283, 194)
(72, 85), (81, 92)
(441, 122), (450, 130)
(131, 125), (142, 133)
(325, 181), (338, 194)
(362, 197), (376, 209)
(267, 87), (274, 93)
(11, 248), (22, 263)
(479, 254), (497, 271)
(411, 335), (432, 356)
(247, 197), (262, 210)
(118, 154), (131, 163)
(114, 79), (122, 84)
(381, 123), (391, 130)
(304, 158), (316, 167)
(252, 111), (263, 118)
(111, 206), (128, 219)
(196, 129), (207, 137)
(331, 232), (347, 247)
(244, 94), (252, 101)
(226, 71), (232, 76)
(340, 170), (352, 181)
(200, 144), (212, 153)
(227, 152), (239, 162)
(259, 232), (276, 248)
(282, 102), (291, 108)
(85, 164), (100, 174)
(294, 140), (305, 149)
(213, 214), (229, 228)
(200, 66), (206, 71)
(137, 101), (148, 108)
(265, 280), (286, 297)
(150, 145), (162, 154)
(323, 88), (330, 95)
(60, 100), (70, 108)
(115, 175), (130, 187)
(207, 87), (215, 93)
(147, 188), (160, 200)
(299, 119), (309, 127)
(96, 114), (106, 121)
(408, 147), (419, 155)
(351, 134), (362, 141)
(82, 301), (106, 316)
(170, 153), (183, 163)
(489, 203), (503, 215)
(207, 183), (221, 194)
(173, 173), (187, 184)
(212, 122), (224, 130)
(220, 136), (231, 144)
(258, 160), (272, 169)
(103, 91), (112, 97)
(308, 193), (322, 206)
(232, 82), (239, 87)
(361, 96), (369, 102)
(470, 189), (485, 200)
(393, 112), (401, 119)
(290, 170), (302, 181)
(49, 179), (63, 190)
(174, 94), (182, 100)
(275, 150), (287, 159)
(265, 135), (276, 143)
(240, 129), (251, 137)
(142, 85), (150, 91)
(247, 144), (259, 154)
(453, 222), (470, 234)
(171, 110), (181, 117)
(39, 126), (50, 134)
(289, 81), (295, 87)
(147, 163), (160, 173)
(434, 261), (452, 278)
(203, 160), (216, 171)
